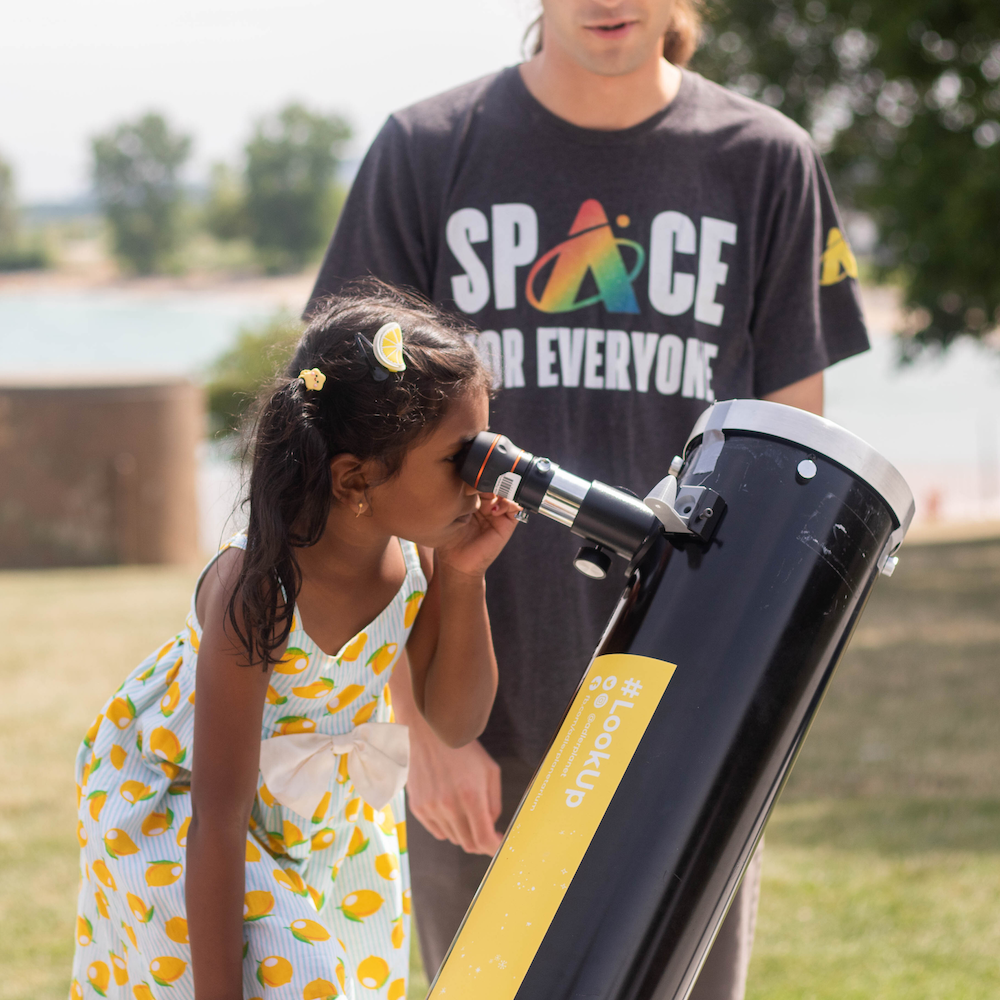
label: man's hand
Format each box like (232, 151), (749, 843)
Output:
(390, 649), (503, 856)
(407, 728), (503, 857)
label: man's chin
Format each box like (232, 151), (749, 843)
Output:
(573, 41), (659, 78)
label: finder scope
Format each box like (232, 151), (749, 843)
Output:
(458, 432), (657, 564)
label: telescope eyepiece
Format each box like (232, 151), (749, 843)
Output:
(458, 430), (657, 564)
(458, 433), (535, 495)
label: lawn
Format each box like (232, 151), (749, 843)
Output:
(0, 540), (997, 999)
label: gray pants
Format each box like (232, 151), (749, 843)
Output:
(407, 757), (763, 1000)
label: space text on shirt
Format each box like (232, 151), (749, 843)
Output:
(465, 327), (719, 401)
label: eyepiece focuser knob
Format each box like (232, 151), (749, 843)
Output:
(573, 545), (612, 580)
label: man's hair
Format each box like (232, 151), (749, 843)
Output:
(528, 1), (703, 67)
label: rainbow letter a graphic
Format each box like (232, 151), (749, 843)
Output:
(526, 199), (645, 314)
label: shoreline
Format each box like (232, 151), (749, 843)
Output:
(0, 264), (316, 309)
(0, 265), (904, 335)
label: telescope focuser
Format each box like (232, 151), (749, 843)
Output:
(458, 432), (727, 576)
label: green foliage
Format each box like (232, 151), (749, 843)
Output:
(244, 103), (351, 273)
(91, 112), (192, 274)
(0, 155), (16, 249)
(203, 162), (250, 243)
(0, 152), (48, 272)
(205, 311), (303, 436)
(691, 0), (1000, 352)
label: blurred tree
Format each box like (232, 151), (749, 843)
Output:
(91, 112), (192, 274)
(244, 103), (351, 273)
(692, 0), (1000, 353)
(205, 311), (303, 436)
(0, 152), (48, 271)
(0, 155), (17, 249)
(204, 163), (250, 242)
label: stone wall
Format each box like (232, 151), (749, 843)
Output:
(0, 378), (203, 566)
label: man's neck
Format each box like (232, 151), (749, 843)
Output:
(519, 49), (682, 131)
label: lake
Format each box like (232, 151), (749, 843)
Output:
(1, 286), (998, 544)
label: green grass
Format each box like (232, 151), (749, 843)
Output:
(0, 540), (998, 999)
(747, 800), (1000, 1000)
(743, 539), (1000, 1000)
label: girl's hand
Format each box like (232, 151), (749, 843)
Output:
(435, 495), (520, 579)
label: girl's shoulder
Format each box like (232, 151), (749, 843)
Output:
(189, 533), (247, 639)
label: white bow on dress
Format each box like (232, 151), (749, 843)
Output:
(257, 722), (409, 818)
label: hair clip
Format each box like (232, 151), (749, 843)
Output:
(355, 334), (389, 381)
(298, 368), (326, 391)
(356, 326), (405, 382)
(373, 322), (406, 373)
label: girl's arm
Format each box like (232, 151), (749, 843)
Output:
(406, 497), (518, 747)
(187, 548), (274, 1000)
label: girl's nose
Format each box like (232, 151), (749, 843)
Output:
(463, 480), (479, 496)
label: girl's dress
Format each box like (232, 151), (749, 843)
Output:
(70, 535), (426, 1000)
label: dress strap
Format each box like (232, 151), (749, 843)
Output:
(399, 539), (424, 580)
(190, 532), (248, 628)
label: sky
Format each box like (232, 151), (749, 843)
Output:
(1, 0), (533, 203)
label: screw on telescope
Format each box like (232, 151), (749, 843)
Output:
(796, 459), (818, 481)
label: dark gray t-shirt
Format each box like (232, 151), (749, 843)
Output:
(308, 66), (869, 768)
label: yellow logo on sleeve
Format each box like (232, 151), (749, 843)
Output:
(820, 227), (858, 286)
(429, 653), (675, 1000)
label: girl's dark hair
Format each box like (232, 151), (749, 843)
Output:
(526, 1), (704, 67)
(229, 280), (490, 668)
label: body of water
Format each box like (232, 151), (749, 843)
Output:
(0, 291), (276, 376)
(2, 288), (998, 537)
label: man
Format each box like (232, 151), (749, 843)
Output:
(307, 2), (868, 996)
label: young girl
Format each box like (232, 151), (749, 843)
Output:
(70, 286), (517, 1000)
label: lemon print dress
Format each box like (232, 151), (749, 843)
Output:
(71, 535), (426, 1000)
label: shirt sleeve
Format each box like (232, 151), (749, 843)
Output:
(749, 141), (870, 398)
(304, 116), (432, 316)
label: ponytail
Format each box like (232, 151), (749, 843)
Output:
(230, 379), (333, 668)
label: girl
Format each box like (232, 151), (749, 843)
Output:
(71, 285), (517, 1000)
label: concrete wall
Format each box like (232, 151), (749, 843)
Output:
(0, 378), (203, 567)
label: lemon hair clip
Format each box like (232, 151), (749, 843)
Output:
(298, 368), (326, 391)
(373, 322), (406, 373)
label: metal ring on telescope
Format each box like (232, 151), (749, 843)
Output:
(684, 399), (915, 534)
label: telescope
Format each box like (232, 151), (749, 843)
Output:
(431, 399), (913, 1000)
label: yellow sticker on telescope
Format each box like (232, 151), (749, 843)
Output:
(428, 653), (675, 1000)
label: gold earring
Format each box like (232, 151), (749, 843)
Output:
(355, 502), (364, 518)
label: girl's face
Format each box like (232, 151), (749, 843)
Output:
(364, 389), (490, 547)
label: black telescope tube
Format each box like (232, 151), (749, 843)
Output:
(459, 431), (658, 560)
(432, 402), (914, 1000)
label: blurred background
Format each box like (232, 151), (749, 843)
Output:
(0, 1), (997, 998)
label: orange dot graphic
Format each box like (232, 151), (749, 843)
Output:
(616, 214), (630, 227)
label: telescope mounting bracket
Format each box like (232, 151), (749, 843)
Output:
(644, 475), (726, 543)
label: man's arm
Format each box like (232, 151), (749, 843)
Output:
(762, 370), (823, 415)
(390, 650), (503, 856)
(751, 141), (869, 401)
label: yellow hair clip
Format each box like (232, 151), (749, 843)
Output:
(298, 368), (326, 391)
(373, 322), (406, 373)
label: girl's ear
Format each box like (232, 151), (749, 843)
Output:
(329, 454), (368, 508)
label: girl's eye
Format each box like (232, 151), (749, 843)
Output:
(448, 440), (474, 465)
